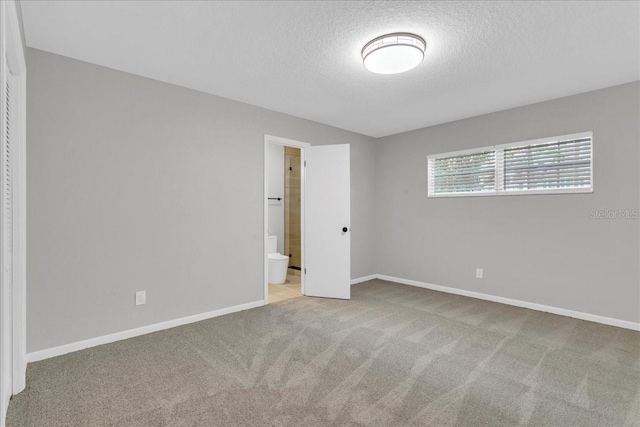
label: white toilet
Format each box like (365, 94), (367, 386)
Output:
(268, 236), (289, 284)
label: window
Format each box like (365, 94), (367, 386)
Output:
(428, 132), (593, 197)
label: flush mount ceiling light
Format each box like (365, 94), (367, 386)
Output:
(362, 33), (426, 75)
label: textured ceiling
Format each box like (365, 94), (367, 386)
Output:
(21, 1), (640, 138)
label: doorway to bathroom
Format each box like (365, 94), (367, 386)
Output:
(264, 134), (352, 304)
(265, 136), (308, 303)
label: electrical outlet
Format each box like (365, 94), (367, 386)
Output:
(135, 291), (146, 306)
(476, 268), (483, 279)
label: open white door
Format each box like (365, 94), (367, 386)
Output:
(1, 5), (27, 419)
(304, 144), (350, 299)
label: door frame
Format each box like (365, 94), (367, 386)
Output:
(1, 0), (27, 417)
(264, 135), (310, 303)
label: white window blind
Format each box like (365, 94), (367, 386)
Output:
(428, 132), (593, 197)
(428, 150), (496, 195)
(503, 137), (592, 192)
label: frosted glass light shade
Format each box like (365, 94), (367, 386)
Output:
(362, 33), (426, 75)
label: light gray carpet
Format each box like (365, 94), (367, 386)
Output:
(6, 279), (640, 426)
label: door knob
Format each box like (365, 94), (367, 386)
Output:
(342, 227), (348, 232)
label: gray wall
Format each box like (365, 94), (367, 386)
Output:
(26, 46), (640, 354)
(375, 82), (640, 323)
(26, 49), (376, 353)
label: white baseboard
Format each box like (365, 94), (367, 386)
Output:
(26, 274), (640, 364)
(350, 274), (378, 285)
(374, 274), (640, 331)
(27, 300), (266, 363)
